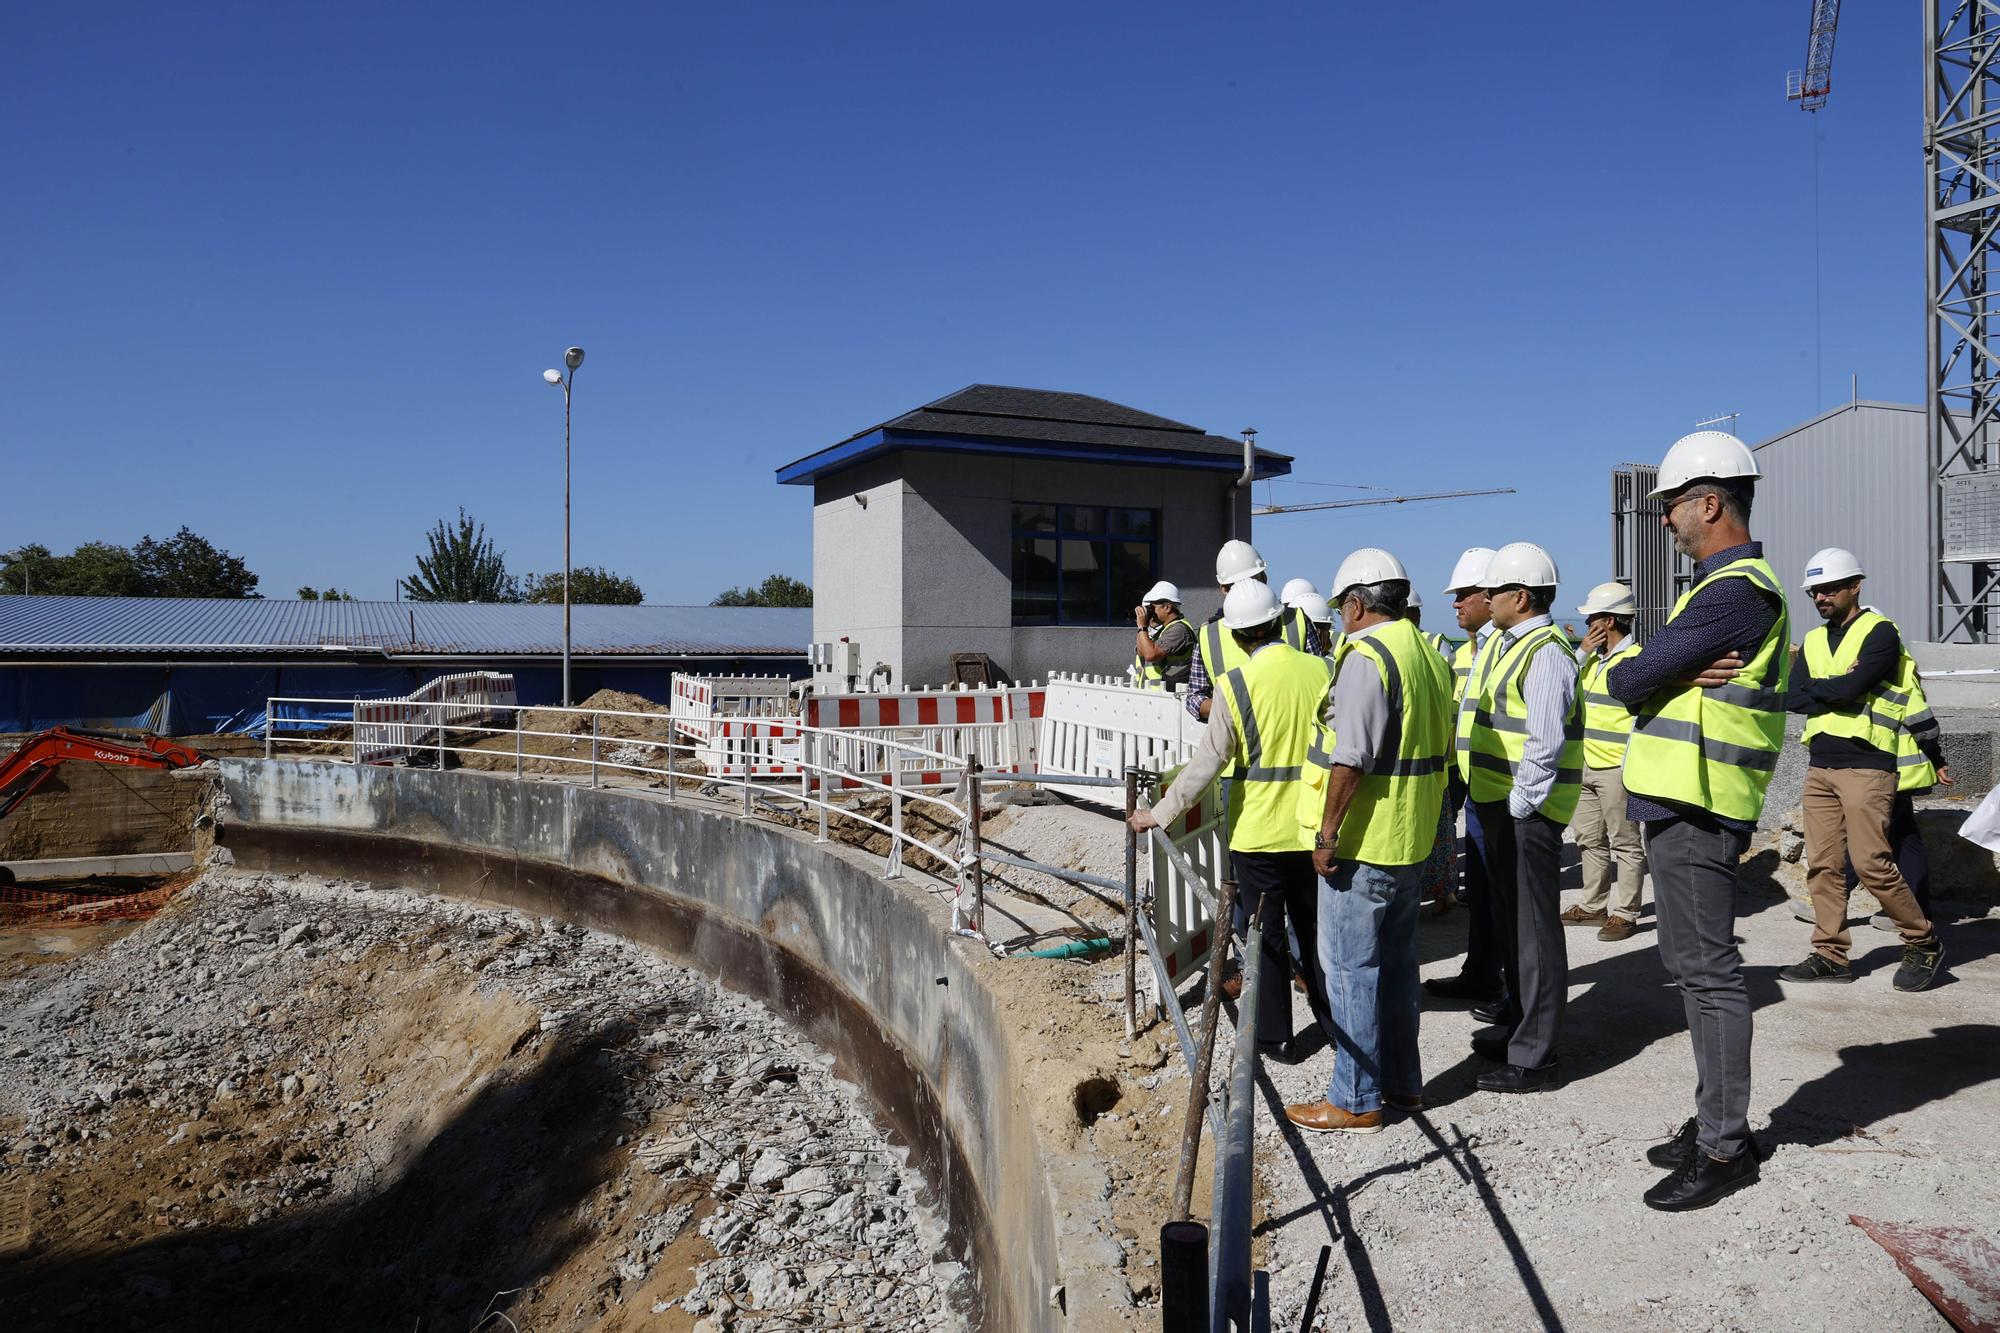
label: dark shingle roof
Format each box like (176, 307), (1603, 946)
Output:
(780, 384), (1292, 484)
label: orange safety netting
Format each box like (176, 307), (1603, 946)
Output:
(0, 869), (197, 928)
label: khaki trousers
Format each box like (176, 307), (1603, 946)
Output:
(1572, 764), (1645, 921)
(1803, 767), (1934, 964)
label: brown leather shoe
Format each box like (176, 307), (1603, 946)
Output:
(1597, 916), (1638, 942)
(1384, 1092), (1425, 1112)
(1560, 905), (1608, 927)
(1220, 973), (1243, 1001)
(1285, 1102), (1384, 1135)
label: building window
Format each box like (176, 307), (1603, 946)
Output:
(1011, 503), (1158, 626)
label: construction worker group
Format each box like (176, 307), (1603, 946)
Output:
(1128, 428), (1949, 1214)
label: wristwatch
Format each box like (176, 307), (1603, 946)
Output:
(1313, 831), (1338, 850)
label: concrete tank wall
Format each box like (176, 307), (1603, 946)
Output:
(214, 759), (1125, 1332)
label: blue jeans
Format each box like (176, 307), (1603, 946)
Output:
(1317, 860), (1424, 1113)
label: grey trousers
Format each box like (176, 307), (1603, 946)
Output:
(1644, 814), (1753, 1160)
(1472, 802), (1567, 1070)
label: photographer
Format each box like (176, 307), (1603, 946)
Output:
(1132, 581), (1194, 690)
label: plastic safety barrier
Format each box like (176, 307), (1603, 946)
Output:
(670, 674), (793, 745)
(799, 686), (1042, 789)
(1147, 762), (1227, 991)
(354, 672), (518, 764)
(1036, 672), (1204, 805)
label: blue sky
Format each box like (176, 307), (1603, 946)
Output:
(4, 3), (1921, 607)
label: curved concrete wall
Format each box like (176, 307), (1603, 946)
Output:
(217, 760), (1118, 1332)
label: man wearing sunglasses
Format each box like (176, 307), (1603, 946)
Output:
(1601, 430), (1789, 1213)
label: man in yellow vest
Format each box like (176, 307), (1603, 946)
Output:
(1459, 542), (1583, 1095)
(1283, 548), (1451, 1135)
(1131, 579), (1333, 1061)
(1602, 430), (1788, 1211)
(1130, 581), (1195, 690)
(1188, 541), (1322, 723)
(1424, 547), (1506, 1002)
(1564, 581), (1647, 943)
(1780, 548), (1947, 991)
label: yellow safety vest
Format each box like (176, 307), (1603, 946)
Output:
(1133, 617), (1194, 688)
(1280, 604), (1311, 651)
(1621, 556), (1790, 823)
(1217, 644), (1335, 853)
(1800, 611), (1939, 791)
(1451, 635), (1481, 706)
(1298, 619), (1452, 866)
(1199, 617), (1253, 777)
(1459, 622), (1585, 824)
(1580, 640), (1643, 769)
(1421, 630), (1452, 660)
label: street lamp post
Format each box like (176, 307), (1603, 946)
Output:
(542, 346), (585, 706)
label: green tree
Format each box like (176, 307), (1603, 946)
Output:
(519, 566), (644, 605)
(401, 509), (518, 603)
(3, 541), (149, 596)
(133, 527), (261, 597)
(297, 587), (355, 601)
(711, 573), (813, 608)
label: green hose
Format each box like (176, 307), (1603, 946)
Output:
(1019, 935), (1114, 960)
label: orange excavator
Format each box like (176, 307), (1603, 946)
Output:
(0, 727), (207, 821)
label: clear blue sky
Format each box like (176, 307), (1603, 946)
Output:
(4, 3), (1921, 608)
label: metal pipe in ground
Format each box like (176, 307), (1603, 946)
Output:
(1209, 895), (1266, 1332)
(1123, 766), (1139, 1040)
(1172, 872), (1238, 1221)
(1160, 1219), (1211, 1333)
(967, 765), (985, 931)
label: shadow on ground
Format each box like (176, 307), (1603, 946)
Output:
(0, 1023), (637, 1333)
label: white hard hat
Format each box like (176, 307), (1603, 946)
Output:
(1221, 579), (1283, 629)
(1577, 581), (1637, 617)
(1329, 548), (1410, 602)
(1279, 576), (1319, 607)
(1649, 430), (1760, 498)
(1801, 547), (1865, 588)
(1215, 539), (1267, 587)
(1444, 547), (1497, 594)
(1141, 580), (1183, 604)
(1294, 591), (1333, 626)
(1479, 542), (1560, 590)
(1406, 588), (1422, 610)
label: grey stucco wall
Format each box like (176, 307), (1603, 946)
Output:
(809, 449), (1254, 688)
(215, 761), (1126, 1332)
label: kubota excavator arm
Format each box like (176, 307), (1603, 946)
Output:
(0, 727), (206, 820)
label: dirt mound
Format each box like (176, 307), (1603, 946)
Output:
(522, 689), (674, 741)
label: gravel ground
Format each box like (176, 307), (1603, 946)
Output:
(0, 867), (972, 1331)
(1243, 866), (2000, 1332)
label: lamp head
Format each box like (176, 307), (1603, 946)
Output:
(542, 369), (563, 385)
(564, 346), (585, 369)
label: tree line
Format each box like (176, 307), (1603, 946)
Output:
(2, 510), (810, 607)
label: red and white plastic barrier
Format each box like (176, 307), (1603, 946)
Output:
(355, 671), (519, 764)
(1147, 761), (1227, 991)
(800, 686), (1042, 789)
(1036, 672), (1204, 806)
(671, 674), (793, 744)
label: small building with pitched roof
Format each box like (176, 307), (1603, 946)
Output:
(777, 385), (1292, 690)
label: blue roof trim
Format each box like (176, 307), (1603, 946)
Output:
(776, 429), (1292, 485)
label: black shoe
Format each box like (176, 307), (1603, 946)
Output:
(1892, 938), (1945, 992)
(1256, 1038), (1306, 1065)
(1646, 1117), (1699, 1170)
(1469, 1001), (1512, 1026)
(1643, 1144), (1761, 1211)
(1476, 1063), (1561, 1094)
(1424, 972), (1503, 1003)
(1778, 953), (1853, 984)
(1470, 1032), (1512, 1063)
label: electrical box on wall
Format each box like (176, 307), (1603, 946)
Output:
(810, 640), (860, 676)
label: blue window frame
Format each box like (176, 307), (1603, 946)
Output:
(1011, 503), (1159, 626)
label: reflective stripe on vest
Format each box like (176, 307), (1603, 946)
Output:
(1299, 619), (1452, 866)
(1218, 644), (1336, 853)
(1281, 604), (1309, 651)
(1199, 618), (1253, 777)
(1134, 618), (1194, 688)
(1621, 556), (1790, 822)
(1451, 637), (1479, 706)
(1580, 641), (1643, 769)
(1460, 623), (1585, 824)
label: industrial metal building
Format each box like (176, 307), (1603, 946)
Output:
(779, 384), (1292, 691)
(0, 597), (810, 734)
(1613, 401), (1929, 642)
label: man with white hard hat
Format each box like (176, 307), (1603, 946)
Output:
(1283, 548), (1452, 1135)
(1565, 582), (1647, 943)
(1780, 548), (1948, 991)
(1131, 580), (1195, 691)
(1129, 579), (1334, 1062)
(1295, 592), (1335, 652)
(1186, 540), (1322, 724)
(1401, 587), (1450, 659)
(1424, 547), (1506, 1005)
(1459, 541), (1583, 1096)
(1601, 429), (1788, 1211)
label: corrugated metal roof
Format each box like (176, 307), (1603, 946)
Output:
(0, 596), (811, 657)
